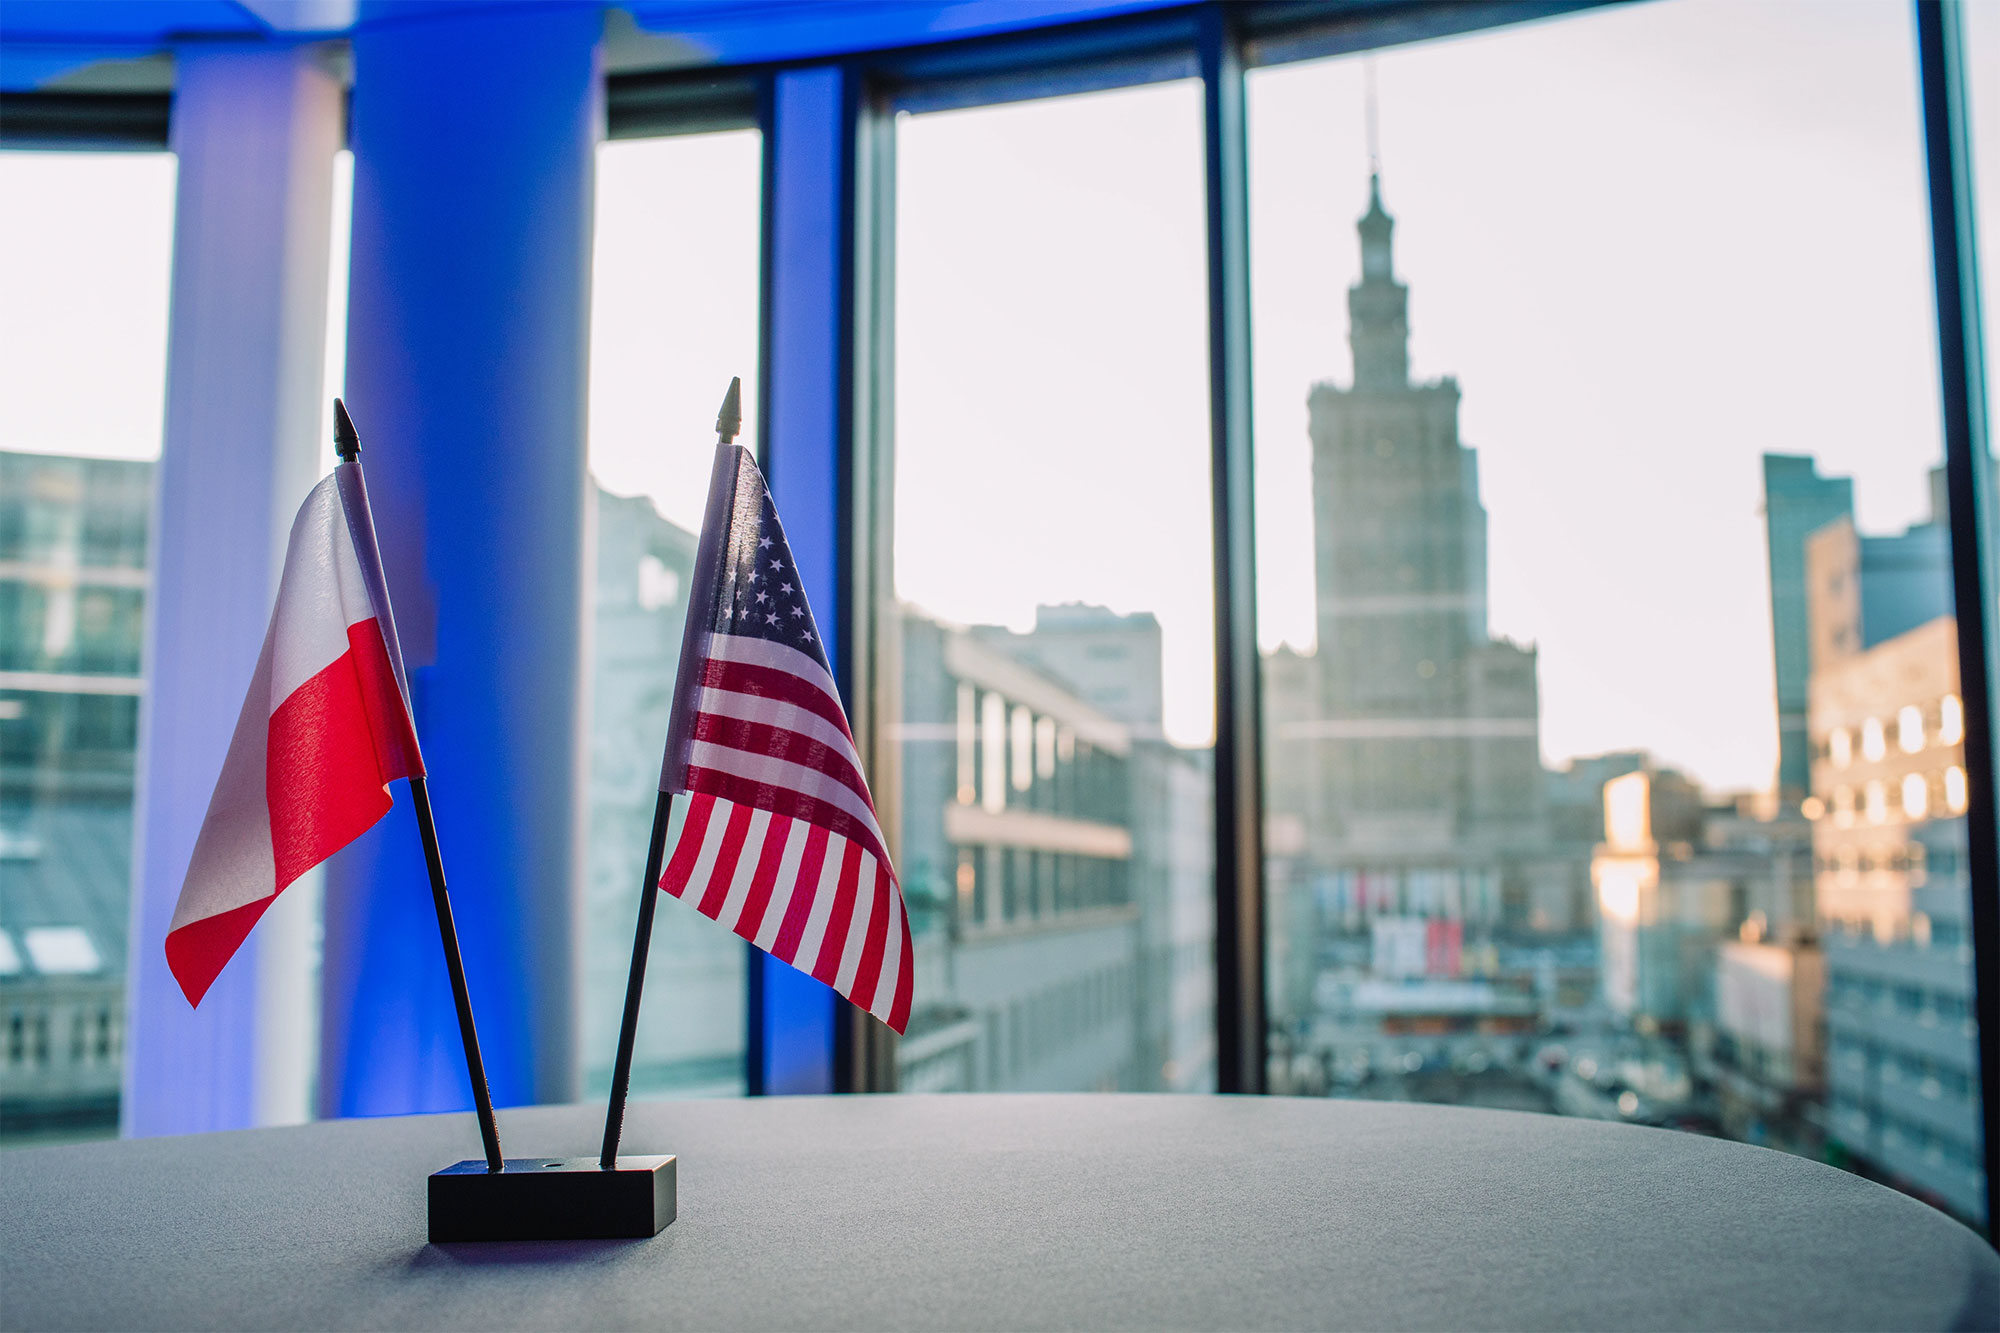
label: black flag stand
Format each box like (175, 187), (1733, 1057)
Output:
(331, 402), (503, 1177)
(329, 399), (675, 1242)
(599, 376), (743, 1173)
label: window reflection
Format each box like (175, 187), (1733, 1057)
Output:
(885, 82), (1216, 1093)
(1251, 0), (1985, 1225)
(582, 128), (761, 1100)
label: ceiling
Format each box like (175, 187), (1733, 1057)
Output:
(1, 0), (1184, 93)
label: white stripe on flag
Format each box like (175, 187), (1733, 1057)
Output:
(705, 632), (844, 710)
(790, 835), (847, 974)
(697, 685), (866, 774)
(682, 794), (734, 900)
(753, 822), (811, 954)
(714, 805), (773, 929)
(867, 887), (905, 1023)
(686, 739), (888, 853)
(832, 852), (881, 996)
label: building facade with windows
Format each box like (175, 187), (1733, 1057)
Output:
(0, 451), (152, 1138)
(1807, 521), (1980, 1220)
(893, 606), (1213, 1093)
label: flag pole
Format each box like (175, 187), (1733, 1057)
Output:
(333, 400), (504, 1175)
(600, 378), (743, 1169)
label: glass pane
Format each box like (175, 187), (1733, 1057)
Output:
(0, 150), (176, 1146)
(884, 82), (1216, 1093)
(1251, 2), (1986, 1225)
(584, 129), (762, 1099)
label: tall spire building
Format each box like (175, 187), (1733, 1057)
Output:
(1269, 175), (1557, 944)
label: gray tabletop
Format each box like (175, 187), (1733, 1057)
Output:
(3, 1094), (1995, 1331)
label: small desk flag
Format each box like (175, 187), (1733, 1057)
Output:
(165, 470), (422, 1007)
(656, 441), (912, 1034)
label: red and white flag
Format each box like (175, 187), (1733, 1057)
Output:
(656, 442), (913, 1034)
(165, 469), (420, 1007)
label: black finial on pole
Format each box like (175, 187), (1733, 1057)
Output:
(715, 377), (742, 444)
(333, 398), (361, 462)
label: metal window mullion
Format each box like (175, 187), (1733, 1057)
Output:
(846, 81), (901, 1094)
(1915, 0), (2000, 1236)
(1199, 2), (1267, 1096)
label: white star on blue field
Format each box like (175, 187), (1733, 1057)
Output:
(715, 479), (828, 670)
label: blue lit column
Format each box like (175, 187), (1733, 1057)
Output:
(320, 7), (598, 1117)
(751, 64), (858, 1094)
(124, 44), (344, 1137)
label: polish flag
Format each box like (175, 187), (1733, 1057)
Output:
(165, 470), (421, 1007)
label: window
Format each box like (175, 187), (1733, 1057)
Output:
(880, 80), (1217, 1093)
(1249, 0), (1986, 1226)
(582, 127), (762, 1100)
(0, 150), (176, 1145)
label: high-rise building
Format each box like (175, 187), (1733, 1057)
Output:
(1805, 524), (1979, 1223)
(1266, 175), (1551, 940)
(1762, 456), (1855, 801)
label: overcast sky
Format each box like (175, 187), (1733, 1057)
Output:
(3, 0), (1996, 793)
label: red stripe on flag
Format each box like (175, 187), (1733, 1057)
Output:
(690, 712), (873, 811)
(266, 619), (410, 892)
(660, 793), (718, 897)
(165, 895), (278, 1010)
(731, 813), (793, 939)
(685, 766), (893, 879)
(698, 659), (854, 743)
(771, 825), (831, 965)
(698, 801), (755, 917)
(888, 912), (914, 1034)
(848, 861), (892, 1013)
(811, 840), (865, 985)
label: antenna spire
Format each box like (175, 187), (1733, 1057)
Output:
(1364, 58), (1381, 185)
(715, 377), (743, 444)
(333, 398), (360, 462)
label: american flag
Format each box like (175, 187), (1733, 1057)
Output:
(656, 441), (912, 1034)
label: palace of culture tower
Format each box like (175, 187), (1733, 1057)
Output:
(1264, 175), (1560, 982)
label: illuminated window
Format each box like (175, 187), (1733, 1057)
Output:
(1833, 786), (1856, 828)
(981, 692), (1007, 814)
(1864, 780), (1888, 824)
(1861, 717), (1886, 763)
(1902, 772), (1929, 820)
(1010, 705), (1035, 792)
(1036, 716), (1057, 781)
(1830, 728), (1853, 769)
(956, 682), (977, 804)
(1946, 765), (1969, 815)
(1941, 693), (1964, 745)
(1898, 705), (1924, 754)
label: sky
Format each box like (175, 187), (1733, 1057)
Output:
(3, 0), (1997, 790)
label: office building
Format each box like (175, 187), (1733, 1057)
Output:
(0, 452), (151, 1138)
(1763, 455), (1856, 801)
(1807, 519), (1979, 1222)
(893, 606), (1213, 1093)
(581, 488), (744, 1097)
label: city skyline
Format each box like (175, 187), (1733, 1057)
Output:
(5, 0), (1996, 792)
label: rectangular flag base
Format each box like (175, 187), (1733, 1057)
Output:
(428, 1156), (676, 1242)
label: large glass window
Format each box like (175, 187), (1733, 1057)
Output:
(1250, 1), (1985, 1224)
(583, 127), (762, 1099)
(0, 150), (176, 1145)
(882, 82), (1217, 1093)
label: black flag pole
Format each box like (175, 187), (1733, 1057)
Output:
(332, 399), (504, 1176)
(600, 376), (744, 1169)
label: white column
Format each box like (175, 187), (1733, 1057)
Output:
(123, 43), (343, 1137)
